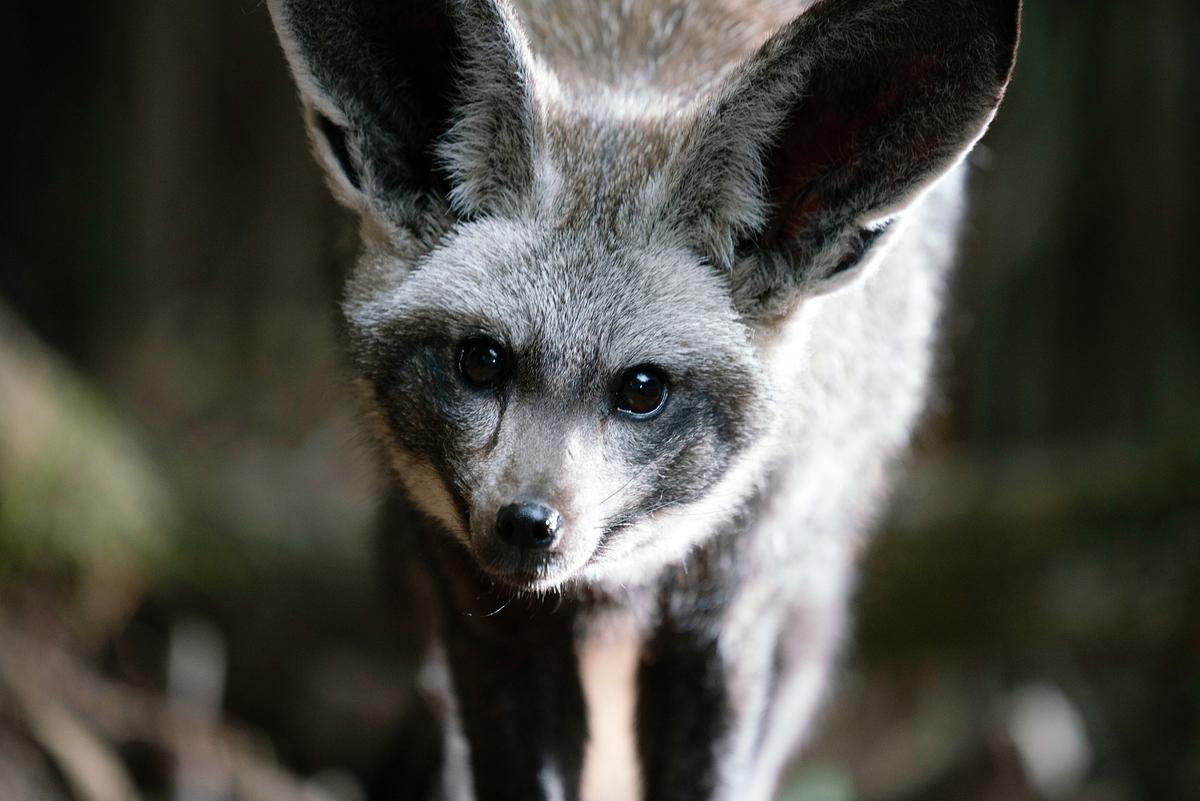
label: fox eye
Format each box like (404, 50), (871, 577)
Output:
(458, 337), (508, 389)
(615, 366), (669, 419)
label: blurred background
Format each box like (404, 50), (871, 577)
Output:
(1, 2), (1197, 800)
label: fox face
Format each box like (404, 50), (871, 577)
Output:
(269, 0), (1020, 591)
(348, 213), (766, 589)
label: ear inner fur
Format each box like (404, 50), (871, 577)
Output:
(667, 0), (1021, 311)
(268, 0), (539, 224)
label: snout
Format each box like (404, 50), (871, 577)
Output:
(463, 418), (614, 588)
(495, 502), (562, 551)
(469, 497), (592, 589)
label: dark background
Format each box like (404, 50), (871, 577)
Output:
(1, 2), (1197, 800)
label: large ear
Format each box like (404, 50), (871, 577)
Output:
(666, 0), (1021, 315)
(267, 0), (538, 226)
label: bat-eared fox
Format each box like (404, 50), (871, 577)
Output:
(267, 1), (1020, 798)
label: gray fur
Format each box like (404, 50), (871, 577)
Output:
(266, 1), (1020, 799)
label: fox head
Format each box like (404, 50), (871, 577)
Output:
(268, 0), (1019, 592)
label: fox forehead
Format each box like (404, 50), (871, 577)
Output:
(346, 215), (755, 379)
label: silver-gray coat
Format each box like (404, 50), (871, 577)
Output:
(267, 1), (1021, 799)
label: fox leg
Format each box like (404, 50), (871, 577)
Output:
(443, 622), (586, 801)
(429, 545), (588, 801)
(636, 581), (843, 801)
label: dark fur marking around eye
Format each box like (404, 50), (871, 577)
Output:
(597, 393), (739, 548)
(318, 113), (361, 191)
(482, 388), (508, 456)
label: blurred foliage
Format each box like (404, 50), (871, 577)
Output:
(0, 302), (174, 581)
(0, 0), (1197, 800)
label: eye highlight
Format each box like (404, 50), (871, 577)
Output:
(615, 366), (669, 419)
(458, 337), (509, 389)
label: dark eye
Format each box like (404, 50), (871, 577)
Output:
(615, 366), (669, 419)
(458, 337), (508, 389)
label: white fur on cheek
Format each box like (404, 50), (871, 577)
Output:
(578, 305), (823, 591)
(578, 430), (781, 589)
(390, 450), (468, 545)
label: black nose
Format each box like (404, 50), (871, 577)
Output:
(495, 503), (562, 550)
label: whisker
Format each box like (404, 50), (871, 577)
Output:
(599, 473), (639, 507)
(482, 597), (513, 617)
